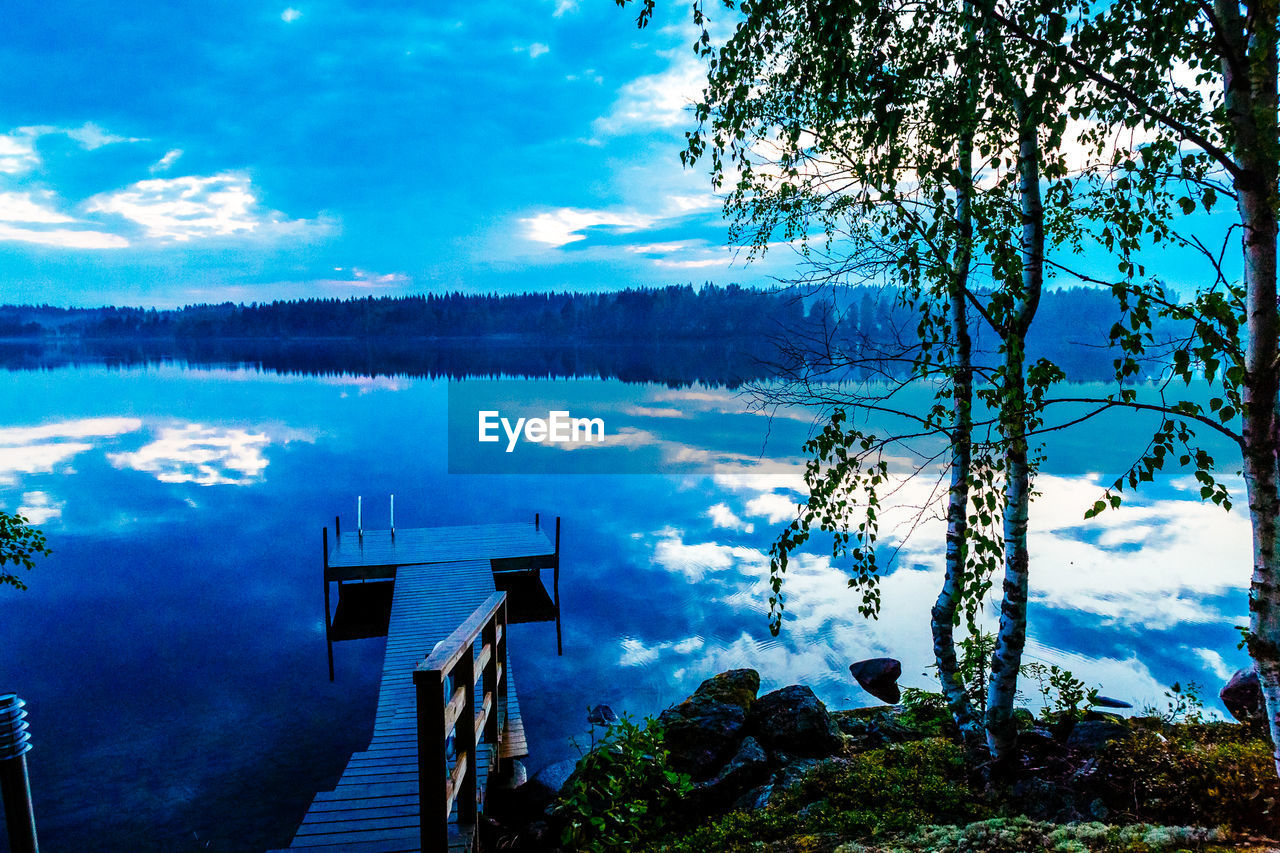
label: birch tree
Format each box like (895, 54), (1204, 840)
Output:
(618, 0), (1083, 767)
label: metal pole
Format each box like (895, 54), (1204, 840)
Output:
(0, 694), (38, 853)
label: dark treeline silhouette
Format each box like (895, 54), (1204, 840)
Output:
(0, 337), (778, 388)
(0, 284), (1170, 383)
(1, 285), (801, 341)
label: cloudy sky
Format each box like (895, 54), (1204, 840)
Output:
(0, 0), (798, 307)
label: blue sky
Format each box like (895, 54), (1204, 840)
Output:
(0, 0), (798, 307)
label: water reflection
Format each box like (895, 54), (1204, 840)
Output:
(0, 365), (1255, 851)
(108, 423), (276, 486)
(0, 416), (142, 483)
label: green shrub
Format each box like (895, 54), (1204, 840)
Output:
(898, 688), (952, 736)
(651, 738), (984, 852)
(553, 715), (693, 852)
(1094, 727), (1278, 832)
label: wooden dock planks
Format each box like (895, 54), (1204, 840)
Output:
(283, 519), (548, 853)
(327, 523), (555, 579)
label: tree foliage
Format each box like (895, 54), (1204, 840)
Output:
(0, 510), (50, 590)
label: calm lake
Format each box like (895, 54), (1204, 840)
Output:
(0, 359), (1254, 851)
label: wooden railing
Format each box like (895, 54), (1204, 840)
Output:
(414, 592), (509, 852)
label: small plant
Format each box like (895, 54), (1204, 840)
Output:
(1022, 662), (1098, 722)
(957, 629), (996, 709)
(899, 687), (951, 735)
(1141, 681), (1206, 724)
(553, 715), (692, 852)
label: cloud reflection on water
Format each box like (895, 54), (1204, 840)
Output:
(107, 423), (311, 486)
(628, 456), (1249, 713)
(0, 416), (143, 484)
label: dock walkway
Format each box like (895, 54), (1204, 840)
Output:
(277, 520), (556, 852)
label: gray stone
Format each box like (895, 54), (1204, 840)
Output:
(733, 781), (774, 811)
(1092, 695), (1133, 709)
(696, 736), (770, 805)
(749, 685), (843, 758)
(849, 657), (903, 704)
(587, 703), (620, 726)
(1220, 665), (1264, 726)
(527, 758), (577, 798)
(658, 669), (761, 779)
(1066, 720), (1129, 752)
(831, 706), (917, 747)
(773, 757), (821, 792)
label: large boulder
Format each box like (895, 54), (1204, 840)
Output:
(849, 657), (903, 704)
(658, 669), (761, 779)
(749, 685), (843, 758)
(1221, 665), (1265, 726)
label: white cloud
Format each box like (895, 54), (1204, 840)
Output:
(349, 267), (410, 288)
(0, 131), (40, 175)
(151, 148), (183, 173)
(107, 424), (275, 486)
(281, 7), (302, 22)
(17, 491), (62, 524)
(0, 191), (74, 224)
(515, 43), (550, 59)
(0, 190), (131, 249)
(62, 122), (144, 150)
(593, 48), (706, 136)
(0, 417), (143, 484)
(86, 172), (329, 243)
(707, 502), (754, 533)
(552, 0), (578, 16)
(1191, 647), (1236, 681)
(0, 123), (142, 176)
(520, 207), (656, 247)
(744, 491), (800, 524)
(621, 405), (687, 418)
(0, 223), (129, 249)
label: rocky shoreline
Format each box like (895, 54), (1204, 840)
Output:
(486, 667), (1278, 852)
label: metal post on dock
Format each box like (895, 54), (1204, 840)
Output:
(357, 496), (363, 539)
(0, 694), (38, 853)
(390, 494), (395, 539)
(335, 515), (340, 539)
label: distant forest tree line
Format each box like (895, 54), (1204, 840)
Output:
(0, 284), (1179, 381)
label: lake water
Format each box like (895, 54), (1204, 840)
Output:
(0, 360), (1255, 851)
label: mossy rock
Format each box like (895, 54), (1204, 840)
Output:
(832, 816), (1232, 853)
(675, 666), (762, 706)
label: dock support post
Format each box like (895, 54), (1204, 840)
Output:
(455, 647), (478, 835)
(483, 604), (504, 779)
(323, 527), (334, 682)
(0, 694), (38, 853)
(554, 517), (562, 656)
(497, 598), (510, 772)
(334, 515), (340, 539)
(415, 670), (449, 853)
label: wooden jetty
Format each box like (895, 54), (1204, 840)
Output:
(275, 515), (561, 853)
